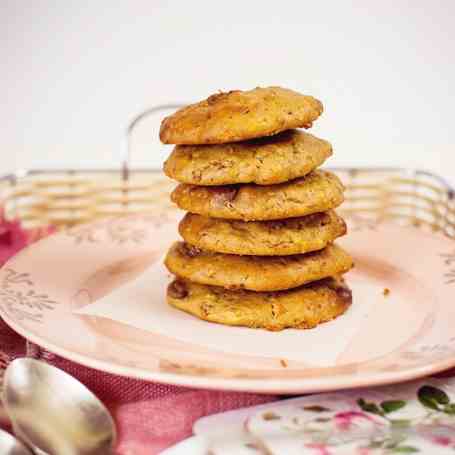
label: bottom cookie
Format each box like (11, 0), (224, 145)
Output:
(167, 276), (352, 331)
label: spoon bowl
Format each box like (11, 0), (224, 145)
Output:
(3, 358), (116, 455)
(0, 428), (33, 455)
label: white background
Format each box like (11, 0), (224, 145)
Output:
(1, 1), (454, 180)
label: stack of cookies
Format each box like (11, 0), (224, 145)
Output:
(160, 86), (353, 331)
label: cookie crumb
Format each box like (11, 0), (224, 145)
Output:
(280, 359), (288, 368)
(263, 411), (281, 421)
(383, 288), (390, 296)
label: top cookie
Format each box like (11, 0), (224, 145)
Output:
(163, 130), (332, 186)
(159, 86), (323, 145)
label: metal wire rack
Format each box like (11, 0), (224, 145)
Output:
(1, 105), (454, 240)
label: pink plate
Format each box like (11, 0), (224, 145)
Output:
(0, 213), (455, 394)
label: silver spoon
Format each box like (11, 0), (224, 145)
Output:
(0, 428), (33, 455)
(3, 358), (116, 455)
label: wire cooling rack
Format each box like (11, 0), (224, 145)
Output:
(1, 105), (454, 239)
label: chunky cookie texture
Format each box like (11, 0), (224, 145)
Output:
(165, 242), (353, 292)
(161, 86), (354, 330)
(179, 210), (347, 256)
(171, 170), (345, 221)
(160, 87), (323, 145)
(164, 130), (332, 185)
(166, 276), (352, 331)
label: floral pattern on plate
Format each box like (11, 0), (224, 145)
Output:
(0, 268), (58, 323)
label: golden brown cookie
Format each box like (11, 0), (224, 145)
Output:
(166, 276), (352, 331)
(159, 87), (323, 145)
(179, 210), (346, 256)
(165, 242), (353, 292)
(171, 170), (344, 221)
(164, 130), (332, 186)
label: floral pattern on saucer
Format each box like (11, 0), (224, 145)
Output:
(191, 379), (455, 454)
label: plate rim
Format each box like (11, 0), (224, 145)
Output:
(2, 301), (455, 394)
(1, 217), (455, 394)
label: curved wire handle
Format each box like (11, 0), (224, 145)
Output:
(122, 103), (185, 181)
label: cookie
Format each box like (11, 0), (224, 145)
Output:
(179, 210), (346, 256)
(166, 276), (352, 331)
(164, 130), (332, 186)
(165, 242), (353, 291)
(159, 86), (323, 145)
(171, 170), (344, 221)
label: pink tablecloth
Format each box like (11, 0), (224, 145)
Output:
(0, 217), (277, 454)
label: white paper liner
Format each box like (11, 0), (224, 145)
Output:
(76, 259), (395, 367)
